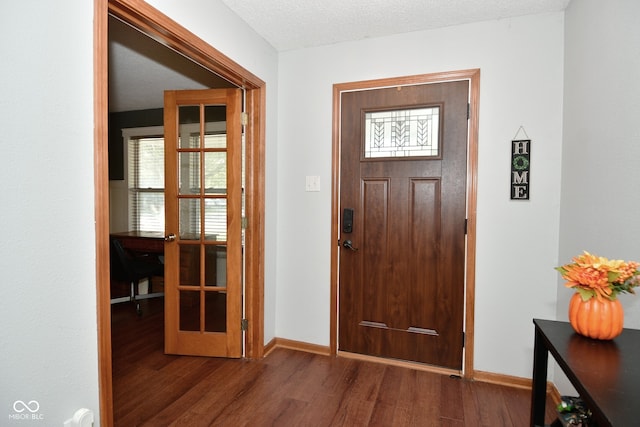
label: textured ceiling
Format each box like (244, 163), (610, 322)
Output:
(221, 0), (571, 51)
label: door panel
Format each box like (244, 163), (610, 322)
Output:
(164, 88), (242, 358)
(338, 81), (468, 369)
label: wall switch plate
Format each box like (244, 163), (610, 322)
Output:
(305, 175), (320, 192)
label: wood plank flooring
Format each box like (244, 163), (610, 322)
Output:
(112, 298), (557, 426)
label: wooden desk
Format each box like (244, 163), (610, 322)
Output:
(531, 318), (640, 426)
(110, 230), (224, 287)
(110, 230), (165, 254)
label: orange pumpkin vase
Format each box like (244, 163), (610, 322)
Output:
(568, 293), (624, 340)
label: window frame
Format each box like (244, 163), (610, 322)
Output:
(123, 126), (165, 232)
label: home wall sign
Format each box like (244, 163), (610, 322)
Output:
(511, 126), (530, 200)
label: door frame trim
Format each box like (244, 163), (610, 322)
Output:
(95, 0), (266, 424)
(330, 69), (480, 377)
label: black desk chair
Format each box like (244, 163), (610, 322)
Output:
(110, 238), (164, 314)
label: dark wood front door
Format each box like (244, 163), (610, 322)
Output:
(338, 80), (469, 369)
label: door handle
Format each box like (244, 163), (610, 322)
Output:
(164, 233), (176, 242)
(342, 239), (359, 251)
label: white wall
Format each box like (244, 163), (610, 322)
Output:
(559, 0), (640, 323)
(0, 0), (278, 425)
(146, 0), (280, 345)
(557, 0), (640, 391)
(7, 0), (637, 420)
(0, 1), (99, 424)
(276, 12), (565, 379)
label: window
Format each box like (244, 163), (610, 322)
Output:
(128, 135), (165, 232)
(364, 107), (440, 158)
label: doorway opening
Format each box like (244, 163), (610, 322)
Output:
(95, 0), (266, 424)
(330, 69), (479, 376)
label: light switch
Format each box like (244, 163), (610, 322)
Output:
(305, 175), (320, 192)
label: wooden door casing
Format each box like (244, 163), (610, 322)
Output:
(338, 81), (469, 369)
(97, 2), (267, 423)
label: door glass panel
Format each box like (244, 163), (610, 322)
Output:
(204, 291), (227, 332)
(179, 199), (200, 240)
(179, 244), (200, 286)
(179, 152), (200, 195)
(179, 290), (200, 331)
(204, 152), (226, 194)
(204, 199), (226, 241)
(364, 107), (440, 158)
(204, 132), (227, 149)
(179, 106), (200, 148)
(205, 245), (227, 286)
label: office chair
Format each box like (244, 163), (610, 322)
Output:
(110, 238), (164, 314)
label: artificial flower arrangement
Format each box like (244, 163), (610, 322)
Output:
(556, 251), (640, 301)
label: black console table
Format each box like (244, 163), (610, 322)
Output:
(531, 318), (640, 426)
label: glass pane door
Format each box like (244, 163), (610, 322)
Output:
(164, 89), (242, 357)
(177, 104), (228, 333)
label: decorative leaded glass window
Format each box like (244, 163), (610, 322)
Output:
(364, 107), (440, 158)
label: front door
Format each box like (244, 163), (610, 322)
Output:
(338, 80), (469, 369)
(163, 88), (243, 357)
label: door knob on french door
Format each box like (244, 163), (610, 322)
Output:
(164, 233), (176, 242)
(342, 239), (359, 251)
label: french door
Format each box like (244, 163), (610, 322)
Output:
(163, 88), (243, 357)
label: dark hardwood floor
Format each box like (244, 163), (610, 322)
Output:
(112, 298), (557, 426)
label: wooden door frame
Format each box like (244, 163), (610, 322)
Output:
(94, 0), (266, 424)
(330, 70), (479, 377)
